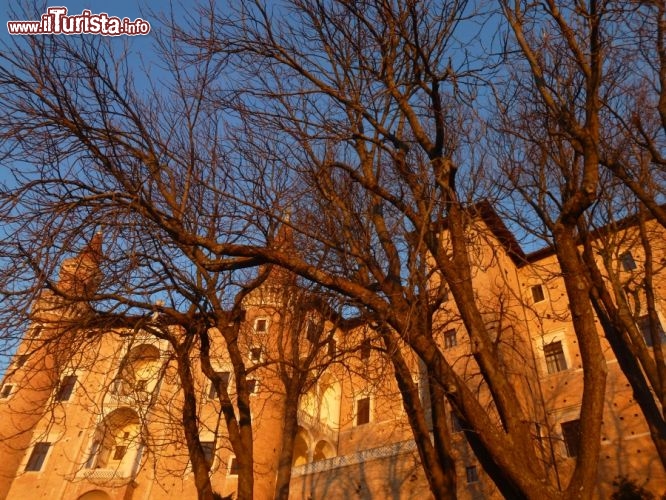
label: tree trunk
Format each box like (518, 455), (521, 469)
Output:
(552, 226), (607, 500)
(175, 346), (216, 500)
(383, 330), (458, 499)
(274, 384), (301, 500)
(462, 428), (529, 500)
(234, 381), (255, 500)
(428, 377), (459, 498)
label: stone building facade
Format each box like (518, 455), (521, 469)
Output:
(0, 208), (664, 499)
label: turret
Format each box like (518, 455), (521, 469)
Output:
(263, 218), (296, 287)
(57, 232), (103, 300)
(31, 233), (104, 321)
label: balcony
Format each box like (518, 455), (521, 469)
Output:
(80, 467), (136, 487)
(291, 439), (417, 477)
(297, 409), (338, 442)
(242, 284), (285, 307)
(104, 379), (153, 408)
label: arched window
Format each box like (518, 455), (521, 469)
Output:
(111, 344), (161, 397)
(77, 491), (112, 500)
(86, 407), (142, 477)
(313, 440), (335, 462)
(292, 427), (310, 467)
(319, 377), (341, 429)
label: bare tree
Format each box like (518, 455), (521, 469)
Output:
(0, 13), (293, 499)
(495, 0), (666, 472)
(0, 11), (366, 499)
(171, 1), (611, 498)
(2, 1), (665, 499)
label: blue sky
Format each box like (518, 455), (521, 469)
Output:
(0, 2), (165, 374)
(0, 1), (166, 186)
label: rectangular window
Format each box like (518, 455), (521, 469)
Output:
(254, 318), (268, 334)
(111, 378), (124, 395)
(112, 445), (127, 461)
(29, 326), (43, 339)
(444, 329), (457, 349)
(15, 354), (28, 368)
(466, 465), (479, 483)
(208, 371), (231, 399)
(544, 341), (567, 374)
(356, 397), (371, 426)
(360, 340), (371, 361)
(25, 442), (50, 471)
(1, 384), (14, 399)
(228, 456), (238, 476)
(201, 441), (215, 467)
(249, 346), (263, 363)
(306, 319), (322, 342)
(55, 375), (77, 402)
(328, 338), (337, 357)
(208, 382), (218, 400)
(85, 440), (100, 469)
(638, 314), (666, 347)
(620, 251), (637, 271)
(531, 284), (545, 303)
(561, 419), (581, 457)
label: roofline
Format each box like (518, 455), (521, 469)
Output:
(471, 200), (528, 266)
(522, 203), (666, 264)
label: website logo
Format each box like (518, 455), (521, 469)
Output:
(7, 7), (151, 36)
